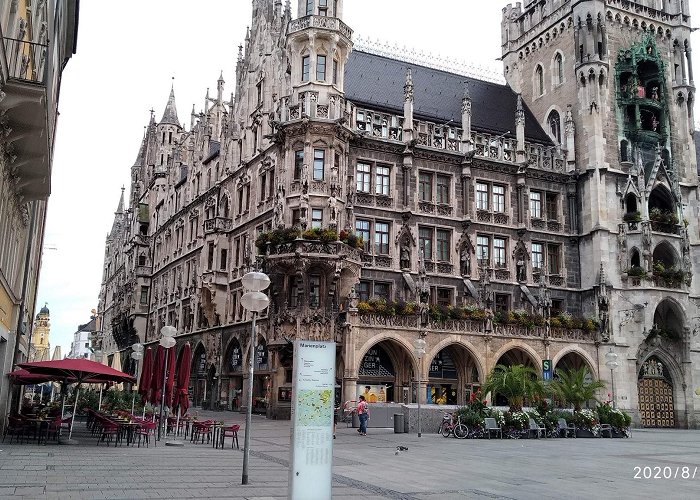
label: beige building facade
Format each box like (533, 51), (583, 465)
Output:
(0, 0), (79, 426)
(98, 0), (699, 427)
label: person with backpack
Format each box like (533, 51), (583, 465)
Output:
(356, 395), (369, 436)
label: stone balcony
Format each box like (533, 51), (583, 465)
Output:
(204, 217), (233, 234)
(355, 313), (595, 342)
(288, 15), (353, 40)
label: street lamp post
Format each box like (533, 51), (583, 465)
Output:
(158, 327), (176, 440)
(605, 349), (619, 408)
(240, 271), (270, 486)
(130, 343), (144, 414)
(413, 335), (426, 437)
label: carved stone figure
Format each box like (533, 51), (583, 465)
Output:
(400, 243), (411, 270)
(516, 260), (526, 282)
(328, 194), (339, 223)
(273, 185), (285, 228)
(460, 245), (471, 276)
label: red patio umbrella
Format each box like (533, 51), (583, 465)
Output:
(150, 345), (165, 405)
(18, 358), (136, 440)
(173, 343), (192, 417)
(17, 359), (136, 385)
(8, 368), (63, 385)
(138, 347), (154, 405)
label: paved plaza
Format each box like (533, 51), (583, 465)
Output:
(0, 412), (698, 499)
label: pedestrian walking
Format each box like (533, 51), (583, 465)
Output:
(357, 395), (369, 436)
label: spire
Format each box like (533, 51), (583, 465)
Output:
(217, 71), (225, 103)
(160, 79), (180, 126)
(403, 68), (413, 102)
(116, 186), (125, 214)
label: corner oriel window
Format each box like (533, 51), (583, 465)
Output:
(318, 0), (328, 16)
(316, 55), (327, 81)
(311, 208), (323, 229)
(294, 150), (304, 179)
(306, 0), (314, 15)
(313, 149), (325, 180)
(302, 56), (310, 82)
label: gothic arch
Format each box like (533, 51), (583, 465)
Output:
(356, 333), (417, 375)
(491, 342), (542, 372)
(426, 337), (485, 383)
(629, 246), (641, 267)
(551, 51), (565, 86)
(637, 347), (683, 388)
(544, 106), (562, 143)
(652, 297), (687, 336)
(552, 346), (597, 377)
(652, 240), (680, 268)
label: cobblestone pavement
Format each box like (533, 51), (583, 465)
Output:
(0, 411), (699, 499)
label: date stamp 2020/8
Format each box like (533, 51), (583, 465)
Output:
(633, 466), (698, 479)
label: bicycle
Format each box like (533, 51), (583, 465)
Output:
(441, 413), (468, 438)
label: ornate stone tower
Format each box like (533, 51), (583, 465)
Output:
(502, 0), (698, 427)
(30, 304), (50, 362)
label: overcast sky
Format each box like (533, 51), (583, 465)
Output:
(37, 0), (700, 355)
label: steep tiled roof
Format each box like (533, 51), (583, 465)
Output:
(344, 50), (553, 144)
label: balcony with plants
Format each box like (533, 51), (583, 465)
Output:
(256, 227), (364, 258)
(354, 300), (598, 342)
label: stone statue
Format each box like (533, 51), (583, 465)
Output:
(400, 243), (411, 270)
(328, 194), (339, 224)
(460, 246), (471, 276)
(299, 192), (309, 228)
(273, 185), (285, 228)
(516, 259), (526, 282)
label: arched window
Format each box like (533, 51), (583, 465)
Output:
(548, 110), (561, 142)
(620, 140), (629, 162)
(535, 65), (544, 96)
(554, 53), (564, 85)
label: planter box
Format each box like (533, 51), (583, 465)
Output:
(576, 429), (596, 438)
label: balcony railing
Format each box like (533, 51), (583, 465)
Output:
(1, 37), (47, 84)
(357, 313), (595, 342)
(204, 217), (233, 234)
(288, 15), (353, 39)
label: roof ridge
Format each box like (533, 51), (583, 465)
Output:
(353, 35), (505, 85)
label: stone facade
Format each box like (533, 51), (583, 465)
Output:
(98, 0), (699, 427)
(0, 0), (79, 428)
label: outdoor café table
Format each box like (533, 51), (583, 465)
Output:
(114, 419), (140, 446)
(212, 422), (225, 449)
(23, 417), (50, 444)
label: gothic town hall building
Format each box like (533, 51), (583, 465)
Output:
(97, 0), (700, 428)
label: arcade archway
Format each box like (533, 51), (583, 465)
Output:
(357, 339), (413, 404)
(491, 347), (539, 407)
(425, 344), (481, 405)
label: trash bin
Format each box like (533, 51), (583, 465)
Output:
(393, 414), (405, 434)
(351, 411), (359, 428)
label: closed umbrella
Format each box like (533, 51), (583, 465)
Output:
(165, 346), (176, 409)
(150, 345), (165, 407)
(138, 347), (154, 405)
(172, 343), (192, 436)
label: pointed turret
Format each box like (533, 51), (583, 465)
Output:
(403, 68), (414, 143)
(116, 186), (125, 214)
(217, 72), (225, 103)
(160, 83), (180, 126)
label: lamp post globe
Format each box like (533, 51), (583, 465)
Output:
(130, 351), (143, 360)
(132, 343), (144, 353)
(242, 271), (271, 292)
(241, 291), (270, 312)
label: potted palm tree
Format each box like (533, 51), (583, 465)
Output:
(548, 367), (606, 437)
(482, 364), (544, 412)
